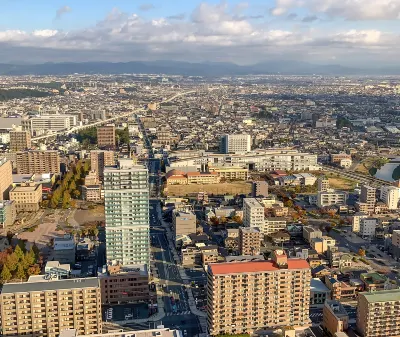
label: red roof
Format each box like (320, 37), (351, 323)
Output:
(209, 259), (310, 275)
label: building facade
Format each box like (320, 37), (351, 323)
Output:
(173, 211), (197, 237)
(238, 227), (262, 255)
(9, 130), (31, 152)
(0, 200), (16, 228)
(317, 191), (348, 208)
(243, 198), (265, 228)
(0, 157), (13, 200)
(252, 181), (269, 197)
(9, 182), (42, 212)
(323, 300), (349, 337)
(16, 151), (60, 174)
(97, 125), (116, 148)
(90, 150), (115, 181)
(380, 186), (400, 210)
(220, 134), (251, 154)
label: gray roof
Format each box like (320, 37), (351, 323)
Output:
(1, 277), (99, 294)
(0, 117), (22, 129)
(360, 289), (400, 303)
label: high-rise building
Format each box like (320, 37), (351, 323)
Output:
(207, 250), (311, 335)
(360, 185), (376, 211)
(104, 159), (150, 267)
(357, 289), (400, 337)
(97, 125), (116, 148)
(238, 227), (262, 255)
(243, 198), (264, 228)
(90, 150), (115, 180)
(9, 130), (31, 151)
(220, 134), (251, 154)
(16, 151), (60, 174)
(380, 186), (400, 210)
(0, 277), (102, 337)
(0, 157), (13, 199)
(252, 180), (268, 197)
(317, 177), (330, 192)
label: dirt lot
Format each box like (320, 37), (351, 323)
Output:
(73, 206), (105, 225)
(317, 171), (358, 190)
(165, 182), (252, 196)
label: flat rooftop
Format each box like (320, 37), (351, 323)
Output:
(360, 289), (400, 303)
(1, 277), (99, 294)
(244, 198), (264, 208)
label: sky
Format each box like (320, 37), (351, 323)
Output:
(0, 0), (400, 68)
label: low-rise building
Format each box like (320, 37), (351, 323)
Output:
(352, 212), (368, 233)
(303, 226), (323, 243)
(263, 217), (287, 235)
(323, 300), (349, 337)
(44, 260), (71, 279)
(9, 182), (42, 212)
(81, 185), (102, 201)
(325, 275), (357, 300)
(173, 211), (197, 236)
(317, 190), (348, 208)
(360, 272), (388, 292)
(311, 236), (336, 254)
(360, 218), (377, 238)
(311, 278), (331, 306)
(59, 328), (181, 337)
(209, 166), (249, 180)
(52, 236), (76, 264)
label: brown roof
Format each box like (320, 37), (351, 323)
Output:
(187, 172), (218, 176)
(165, 169), (186, 179)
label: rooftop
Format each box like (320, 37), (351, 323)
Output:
(59, 328), (181, 337)
(360, 289), (400, 303)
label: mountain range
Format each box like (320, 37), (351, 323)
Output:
(0, 60), (399, 76)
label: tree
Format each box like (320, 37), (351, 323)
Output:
(24, 250), (35, 266)
(284, 200), (293, 208)
(325, 225), (332, 233)
(14, 245), (24, 261)
(5, 253), (18, 271)
(358, 248), (366, 257)
(14, 264), (26, 280)
(62, 191), (71, 209)
(6, 231), (13, 244)
(27, 265), (41, 276)
(31, 244), (40, 260)
(92, 227), (99, 238)
(69, 180), (77, 192)
(1, 265), (12, 282)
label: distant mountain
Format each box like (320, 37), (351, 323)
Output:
(0, 60), (399, 76)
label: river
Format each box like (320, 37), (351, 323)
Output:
(374, 158), (400, 182)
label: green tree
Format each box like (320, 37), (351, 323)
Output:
(14, 264), (26, 280)
(31, 244), (40, 260)
(14, 245), (24, 261)
(72, 190), (81, 198)
(24, 251), (35, 266)
(5, 253), (18, 271)
(1, 265), (12, 282)
(69, 180), (77, 191)
(62, 191), (71, 209)
(92, 227), (99, 238)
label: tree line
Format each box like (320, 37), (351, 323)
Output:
(0, 89), (51, 101)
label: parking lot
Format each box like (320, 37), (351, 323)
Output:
(103, 303), (150, 321)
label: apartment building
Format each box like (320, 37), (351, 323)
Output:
(97, 125), (115, 148)
(0, 200), (16, 228)
(209, 166), (249, 181)
(59, 328), (181, 337)
(243, 198), (265, 228)
(9, 130), (31, 151)
(317, 177), (330, 192)
(317, 190), (348, 208)
(380, 186), (400, 210)
(173, 211), (197, 236)
(252, 180), (269, 197)
(303, 226), (322, 243)
(0, 278), (102, 337)
(239, 227), (262, 255)
(0, 157), (13, 199)
(81, 185), (102, 201)
(99, 263), (149, 305)
(90, 150), (115, 181)
(357, 289), (400, 337)
(360, 218), (377, 238)
(360, 185), (376, 213)
(352, 212), (368, 233)
(392, 230), (400, 259)
(323, 300), (349, 337)
(9, 182), (42, 212)
(220, 134), (251, 154)
(16, 151), (60, 174)
(262, 217), (287, 235)
(207, 250), (311, 335)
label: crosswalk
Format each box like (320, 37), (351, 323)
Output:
(309, 313), (323, 318)
(165, 311), (191, 316)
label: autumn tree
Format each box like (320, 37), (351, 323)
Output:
(1, 265), (12, 282)
(14, 245), (24, 261)
(5, 253), (18, 271)
(27, 265), (41, 276)
(69, 180), (77, 192)
(62, 191), (71, 208)
(358, 249), (366, 257)
(14, 264), (26, 280)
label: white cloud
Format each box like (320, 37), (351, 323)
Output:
(56, 5), (71, 19)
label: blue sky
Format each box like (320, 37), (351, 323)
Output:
(0, 0), (399, 67)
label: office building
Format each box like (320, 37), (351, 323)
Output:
(104, 159), (150, 267)
(9, 182), (42, 212)
(22, 115), (76, 135)
(9, 130), (31, 151)
(172, 211), (197, 236)
(317, 190), (348, 208)
(220, 134), (251, 154)
(207, 250), (311, 335)
(243, 198), (265, 228)
(16, 151), (60, 174)
(97, 125), (115, 148)
(252, 180), (268, 197)
(53, 236), (76, 264)
(239, 227), (262, 255)
(0, 200), (16, 228)
(59, 328), (181, 337)
(357, 289), (400, 337)
(360, 218), (377, 238)
(323, 300), (349, 336)
(380, 186), (400, 210)
(90, 150), (115, 180)
(0, 278), (102, 337)
(81, 185), (102, 201)
(317, 177), (330, 192)
(0, 157), (13, 199)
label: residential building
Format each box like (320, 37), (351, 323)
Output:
(310, 236), (336, 254)
(360, 272), (388, 292)
(252, 180), (268, 197)
(207, 250), (311, 335)
(173, 211), (197, 236)
(9, 182), (42, 212)
(97, 125), (115, 148)
(357, 289), (400, 337)
(263, 217), (287, 235)
(90, 150), (115, 180)
(16, 150), (60, 174)
(53, 236), (76, 264)
(360, 218), (377, 238)
(0, 157), (13, 199)
(238, 227), (262, 255)
(209, 166), (249, 181)
(380, 186), (400, 210)
(181, 246), (202, 265)
(360, 185), (376, 212)
(99, 262), (149, 305)
(104, 159), (150, 267)
(303, 226), (322, 243)
(325, 275), (357, 300)
(0, 200), (16, 228)
(220, 134), (251, 154)
(44, 261), (71, 279)
(331, 153), (352, 165)
(9, 130), (31, 151)
(59, 328), (181, 337)
(352, 212), (368, 233)
(81, 185), (102, 201)
(84, 170), (99, 185)
(317, 190), (348, 208)
(318, 177), (330, 192)
(0, 278), (102, 337)
(310, 278), (331, 306)
(323, 300), (349, 337)
(243, 198), (265, 228)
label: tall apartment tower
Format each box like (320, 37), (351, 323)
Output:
(380, 186), (400, 210)
(357, 289), (400, 337)
(317, 177), (330, 192)
(104, 159), (150, 267)
(239, 227), (262, 255)
(360, 184), (376, 212)
(97, 124), (116, 148)
(243, 198), (265, 228)
(0, 157), (13, 199)
(90, 150), (115, 181)
(16, 151), (60, 174)
(220, 134), (251, 154)
(207, 250), (311, 335)
(9, 130), (31, 152)
(0, 278), (102, 337)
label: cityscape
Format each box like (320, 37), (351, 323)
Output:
(1, 1), (400, 337)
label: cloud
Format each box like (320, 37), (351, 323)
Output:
(139, 3), (155, 11)
(302, 15), (318, 22)
(286, 13), (298, 20)
(167, 14), (185, 20)
(55, 5), (71, 19)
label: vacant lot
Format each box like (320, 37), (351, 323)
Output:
(74, 206), (105, 225)
(317, 171), (358, 190)
(165, 182), (252, 196)
(17, 220), (63, 252)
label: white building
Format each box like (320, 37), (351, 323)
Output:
(352, 212), (368, 233)
(317, 190), (348, 208)
(243, 198), (264, 228)
(340, 158), (352, 168)
(360, 218), (377, 238)
(220, 134), (251, 154)
(380, 186), (400, 210)
(22, 115), (77, 135)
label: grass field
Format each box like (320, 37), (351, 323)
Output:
(165, 182), (252, 196)
(317, 171), (358, 190)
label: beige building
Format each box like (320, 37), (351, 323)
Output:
(0, 157), (13, 199)
(0, 200), (16, 228)
(9, 130), (31, 152)
(81, 185), (102, 201)
(59, 328), (181, 337)
(84, 170), (99, 185)
(317, 177), (330, 192)
(323, 300), (349, 336)
(0, 277), (102, 337)
(173, 211), (197, 236)
(207, 250), (311, 335)
(243, 198), (265, 228)
(9, 182), (42, 212)
(239, 227), (262, 255)
(359, 185), (376, 213)
(16, 151), (60, 174)
(357, 289), (400, 337)
(90, 150), (115, 180)
(209, 166), (249, 180)
(97, 125), (115, 148)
